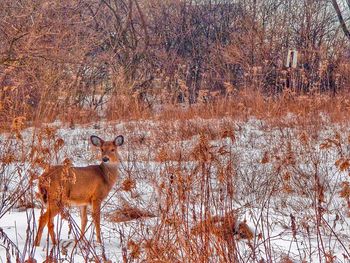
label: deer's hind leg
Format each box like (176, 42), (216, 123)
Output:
(35, 204), (60, 246)
(35, 210), (49, 246)
(47, 205), (60, 245)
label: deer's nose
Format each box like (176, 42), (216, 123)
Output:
(102, 157), (109, 163)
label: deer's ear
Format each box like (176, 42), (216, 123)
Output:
(90, 135), (104, 147)
(114, 135), (124, 146)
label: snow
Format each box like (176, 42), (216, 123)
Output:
(1, 118), (350, 262)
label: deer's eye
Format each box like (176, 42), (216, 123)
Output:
(111, 149), (115, 152)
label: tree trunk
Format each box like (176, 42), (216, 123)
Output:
(331, 0), (350, 40)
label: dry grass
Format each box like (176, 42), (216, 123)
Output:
(2, 88), (350, 132)
(109, 205), (156, 223)
(1, 90), (350, 262)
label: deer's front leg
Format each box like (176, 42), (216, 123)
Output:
(79, 206), (87, 240)
(92, 200), (102, 243)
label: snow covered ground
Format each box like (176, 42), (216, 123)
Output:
(1, 118), (350, 262)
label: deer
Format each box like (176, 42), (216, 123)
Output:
(34, 135), (124, 246)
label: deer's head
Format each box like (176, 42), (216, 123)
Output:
(90, 135), (124, 164)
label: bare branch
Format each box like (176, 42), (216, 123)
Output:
(134, 0), (149, 53)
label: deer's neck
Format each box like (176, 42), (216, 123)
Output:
(100, 162), (119, 186)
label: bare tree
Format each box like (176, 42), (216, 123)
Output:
(1, 0), (349, 125)
(331, 0), (350, 40)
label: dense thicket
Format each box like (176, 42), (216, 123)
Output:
(0, 0), (349, 122)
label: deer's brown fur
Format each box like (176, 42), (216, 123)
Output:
(34, 135), (124, 246)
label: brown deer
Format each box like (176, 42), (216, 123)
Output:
(34, 135), (124, 246)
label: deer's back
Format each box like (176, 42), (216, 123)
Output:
(38, 165), (112, 206)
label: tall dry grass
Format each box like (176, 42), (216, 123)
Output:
(1, 91), (350, 262)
